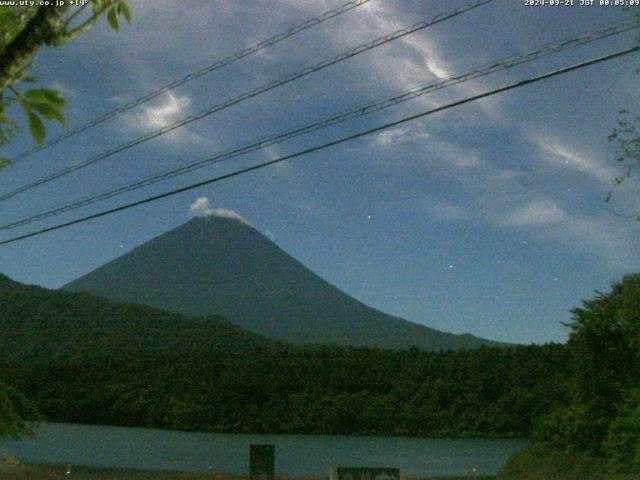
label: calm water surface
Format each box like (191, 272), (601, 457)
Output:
(0, 423), (528, 477)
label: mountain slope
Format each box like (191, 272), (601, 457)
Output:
(0, 273), (274, 362)
(64, 214), (504, 350)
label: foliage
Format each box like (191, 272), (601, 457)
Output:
(0, 382), (39, 439)
(533, 404), (609, 456)
(604, 387), (640, 473)
(605, 9), (640, 219)
(566, 273), (640, 413)
(0, 1), (131, 159)
(499, 444), (607, 480)
(607, 110), (640, 220)
(0, 344), (571, 438)
(501, 274), (640, 478)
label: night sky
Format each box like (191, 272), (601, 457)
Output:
(1, 0), (638, 344)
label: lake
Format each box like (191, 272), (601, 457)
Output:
(0, 423), (528, 477)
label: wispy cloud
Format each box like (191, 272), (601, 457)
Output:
(327, 0), (498, 117)
(530, 135), (616, 184)
(119, 91), (216, 149)
(139, 92), (191, 129)
(497, 196), (640, 271)
(373, 126), (429, 148)
(501, 199), (565, 227)
(546, 213), (640, 271)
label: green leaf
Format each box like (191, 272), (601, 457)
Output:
(24, 89), (66, 108)
(30, 102), (65, 125)
(107, 7), (119, 31)
(18, 97), (31, 114)
(121, 2), (132, 23)
(0, 111), (16, 127)
(27, 111), (46, 145)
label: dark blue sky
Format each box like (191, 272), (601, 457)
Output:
(1, 0), (639, 343)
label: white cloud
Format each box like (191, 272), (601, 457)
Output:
(391, 133), (481, 170)
(140, 92), (191, 129)
(189, 197), (212, 217)
(328, 2), (459, 96)
(188, 197), (250, 224)
(263, 145), (295, 177)
(531, 137), (615, 184)
(330, 1), (501, 119)
(501, 199), (565, 227)
(119, 90), (216, 149)
(496, 196), (640, 271)
(373, 126), (428, 148)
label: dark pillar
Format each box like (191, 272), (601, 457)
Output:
(250, 444), (275, 480)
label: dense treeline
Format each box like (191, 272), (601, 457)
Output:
(0, 343), (570, 438)
(500, 274), (640, 479)
(0, 381), (40, 439)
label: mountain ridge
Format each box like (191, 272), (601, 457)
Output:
(64, 214), (506, 350)
(0, 272), (274, 362)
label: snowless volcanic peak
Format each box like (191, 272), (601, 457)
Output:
(64, 213), (506, 351)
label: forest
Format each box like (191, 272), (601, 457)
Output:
(0, 273), (638, 479)
(0, 344), (570, 438)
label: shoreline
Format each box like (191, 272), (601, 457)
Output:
(0, 462), (496, 480)
(18, 420), (529, 441)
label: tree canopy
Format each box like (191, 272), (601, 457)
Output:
(502, 274), (640, 478)
(0, 1), (131, 158)
(0, 381), (39, 439)
(606, 9), (640, 220)
(0, 1), (131, 438)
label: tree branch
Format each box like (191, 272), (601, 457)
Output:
(62, 3), (89, 31)
(0, 6), (69, 96)
(57, 1), (120, 45)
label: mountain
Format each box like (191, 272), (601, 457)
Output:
(0, 273), (20, 289)
(64, 214), (504, 350)
(0, 273), (273, 362)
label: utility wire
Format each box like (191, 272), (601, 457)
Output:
(6, 0), (372, 164)
(1, 45), (637, 246)
(0, 0), (493, 203)
(1, 19), (637, 231)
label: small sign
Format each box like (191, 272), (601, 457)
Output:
(250, 444), (275, 480)
(331, 467), (404, 480)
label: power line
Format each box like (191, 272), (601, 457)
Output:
(1, 45), (637, 246)
(1, 19), (636, 231)
(6, 0), (372, 164)
(0, 0), (493, 203)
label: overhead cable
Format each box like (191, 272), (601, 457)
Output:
(6, 0), (372, 164)
(2, 19), (636, 231)
(0, 0), (493, 202)
(1, 44), (637, 246)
